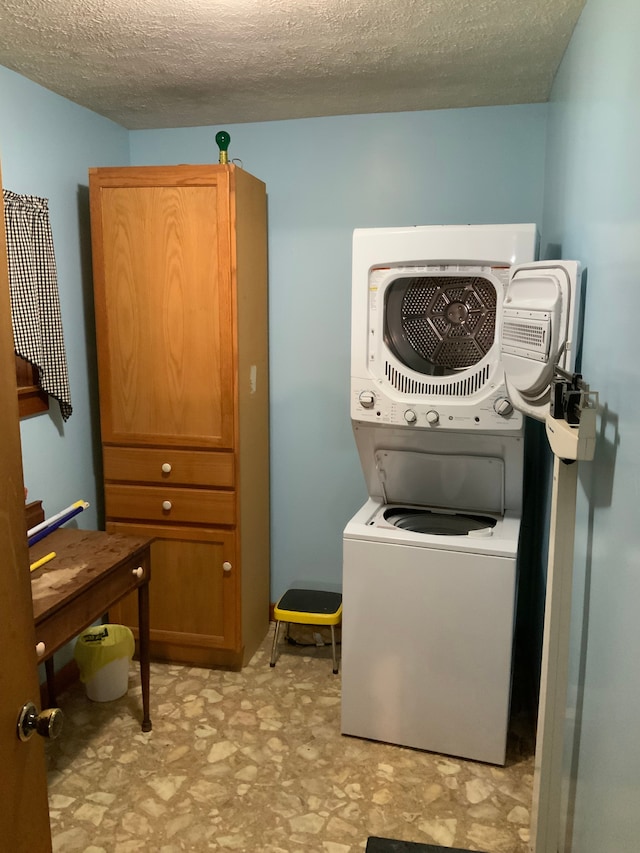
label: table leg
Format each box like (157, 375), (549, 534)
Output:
(137, 579), (152, 732)
(44, 656), (57, 706)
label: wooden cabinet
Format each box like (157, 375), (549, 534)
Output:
(88, 164), (270, 668)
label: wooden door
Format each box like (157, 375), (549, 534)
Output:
(89, 166), (236, 449)
(0, 168), (52, 849)
(107, 523), (239, 664)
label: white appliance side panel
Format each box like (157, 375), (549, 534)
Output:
(341, 537), (517, 765)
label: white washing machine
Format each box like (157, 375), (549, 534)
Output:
(342, 432), (524, 765)
(342, 224), (538, 765)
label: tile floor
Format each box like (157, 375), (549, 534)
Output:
(46, 625), (535, 853)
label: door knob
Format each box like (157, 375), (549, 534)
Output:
(17, 702), (64, 742)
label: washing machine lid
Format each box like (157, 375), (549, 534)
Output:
(373, 449), (504, 514)
(501, 260), (580, 421)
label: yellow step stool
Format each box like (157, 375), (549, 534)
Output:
(270, 588), (342, 674)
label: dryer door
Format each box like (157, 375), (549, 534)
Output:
(501, 261), (580, 421)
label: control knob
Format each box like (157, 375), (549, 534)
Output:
(404, 409), (417, 424)
(358, 390), (375, 409)
(493, 397), (513, 416)
(426, 410), (439, 425)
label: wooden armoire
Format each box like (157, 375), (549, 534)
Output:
(88, 164), (270, 668)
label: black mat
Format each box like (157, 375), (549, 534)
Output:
(366, 838), (486, 853)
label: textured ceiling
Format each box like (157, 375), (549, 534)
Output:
(0, 0), (585, 130)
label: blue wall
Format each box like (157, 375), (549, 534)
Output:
(541, 0), (640, 849)
(130, 105), (547, 598)
(4, 3), (640, 844)
(0, 73), (548, 667)
(0, 66), (129, 530)
(0, 65), (548, 602)
(1, 69), (548, 701)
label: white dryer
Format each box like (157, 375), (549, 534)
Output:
(342, 224), (547, 765)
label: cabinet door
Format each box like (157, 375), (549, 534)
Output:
(90, 168), (235, 448)
(107, 522), (239, 665)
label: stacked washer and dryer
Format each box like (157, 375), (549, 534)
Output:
(341, 223), (580, 766)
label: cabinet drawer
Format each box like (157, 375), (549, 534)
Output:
(103, 446), (235, 488)
(105, 484), (236, 525)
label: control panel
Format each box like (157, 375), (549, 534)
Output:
(351, 383), (523, 431)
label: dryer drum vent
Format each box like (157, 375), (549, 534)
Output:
(384, 276), (497, 375)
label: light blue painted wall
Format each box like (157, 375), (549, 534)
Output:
(541, 0), (640, 849)
(130, 105), (547, 599)
(0, 66), (129, 531)
(3, 8), (638, 842)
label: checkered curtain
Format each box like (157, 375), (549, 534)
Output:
(3, 189), (72, 420)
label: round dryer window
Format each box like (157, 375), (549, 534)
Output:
(383, 507), (497, 536)
(383, 275), (497, 376)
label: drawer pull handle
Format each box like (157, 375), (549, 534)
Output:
(222, 561), (232, 573)
(162, 500), (172, 511)
(132, 566), (144, 579)
(35, 641), (46, 658)
(161, 463), (172, 474)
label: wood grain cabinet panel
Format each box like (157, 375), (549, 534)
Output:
(90, 164), (270, 668)
(106, 522), (238, 665)
(94, 180), (234, 448)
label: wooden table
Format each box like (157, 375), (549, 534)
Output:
(30, 528), (153, 731)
